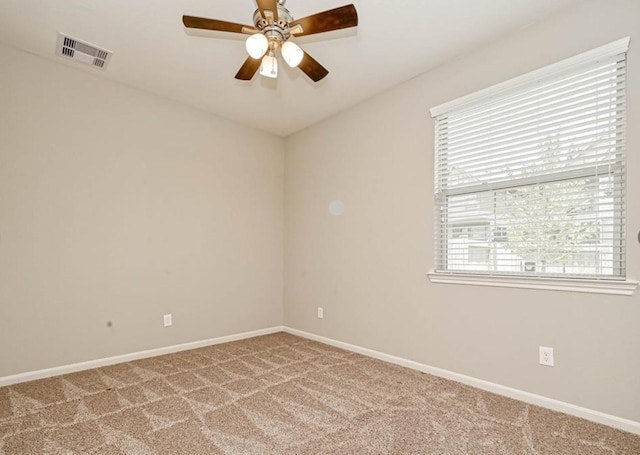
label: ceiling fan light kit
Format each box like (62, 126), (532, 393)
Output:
(281, 40), (303, 68)
(260, 53), (278, 78)
(182, 0), (358, 83)
(245, 33), (269, 59)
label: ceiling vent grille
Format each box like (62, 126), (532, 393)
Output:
(56, 33), (112, 70)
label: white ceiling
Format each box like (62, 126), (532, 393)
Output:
(0, 0), (584, 136)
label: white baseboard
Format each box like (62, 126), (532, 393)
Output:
(283, 327), (640, 436)
(3, 324), (638, 436)
(0, 326), (285, 387)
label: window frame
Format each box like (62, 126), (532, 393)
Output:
(428, 38), (637, 295)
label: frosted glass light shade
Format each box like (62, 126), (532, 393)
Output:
(245, 34), (268, 59)
(260, 54), (278, 78)
(281, 41), (304, 67)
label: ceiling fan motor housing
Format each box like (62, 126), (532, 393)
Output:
(252, 5), (294, 46)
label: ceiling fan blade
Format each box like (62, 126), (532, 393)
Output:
(298, 52), (329, 82)
(256, 0), (279, 22)
(182, 15), (252, 34)
(235, 56), (262, 81)
(289, 4), (358, 37)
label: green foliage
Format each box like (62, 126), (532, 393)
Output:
(499, 179), (598, 267)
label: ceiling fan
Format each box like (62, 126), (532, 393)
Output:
(182, 0), (358, 82)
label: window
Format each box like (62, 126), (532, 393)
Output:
(431, 39), (629, 283)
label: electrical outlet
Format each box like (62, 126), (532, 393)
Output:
(317, 307), (324, 319)
(163, 314), (172, 327)
(539, 346), (554, 366)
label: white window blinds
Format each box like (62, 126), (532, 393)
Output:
(431, 39), (629, 280)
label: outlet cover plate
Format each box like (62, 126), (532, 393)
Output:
(539, 346), (554, 366)
(317, 307), (324, 319)
(163, 314), (173, 327)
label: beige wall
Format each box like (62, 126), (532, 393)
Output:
(0, 44), (284, 377)
(284, 0), (640, 422)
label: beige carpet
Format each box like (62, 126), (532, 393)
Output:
(1, 332), (639, 454)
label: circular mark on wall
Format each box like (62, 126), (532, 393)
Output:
(329, 200), (345, 216)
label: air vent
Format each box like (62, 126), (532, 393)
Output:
(56, 33), (112, 71)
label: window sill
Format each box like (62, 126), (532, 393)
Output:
(427, 271), (638, 296)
